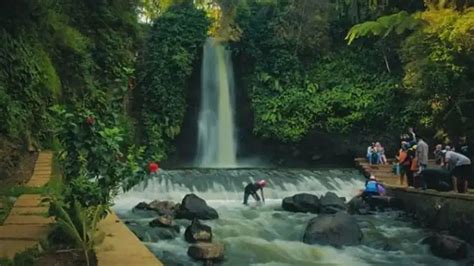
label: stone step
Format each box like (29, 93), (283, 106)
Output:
(3, 214), (54, 225)
(13, 195), (48, 208)
(0, 225), (49, 240)
(9, 207), (48, 216)
(26, 179), (50, 187)
(0, 240), (38, 259)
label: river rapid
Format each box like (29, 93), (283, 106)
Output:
(113, 168), (460, 266)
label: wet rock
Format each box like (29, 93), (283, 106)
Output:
(149, 215), (177, 230)
(347, 196), (370, 215)
(320, 192), (347, 214)
(175, 194), (219, 220)
(281, 193), (320, 213)
(148, 200), (178, 216)
(303, 211), (363, 247)
(366, 196), (403, 211)
(128, 222), (179, 241)
(422, 234), (468, 260)
(134, 202), (149, 210)
(187, 242), (224, 261)
(185, 219), (212, 243)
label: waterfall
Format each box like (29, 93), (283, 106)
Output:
(195, 38), (237, 167)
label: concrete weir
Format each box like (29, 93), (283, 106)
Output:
(355, 158), (474, 244)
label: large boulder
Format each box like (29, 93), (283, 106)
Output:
(347, 196), (370, 215)
(148, 200), (178, 216)
(282, 193), (320, 213)
(422, 234), (468, 260)
(303, 211), (363, 247)
(187, 242), (224, 261)
(175, 194), (219, 220)
(185, 219), (212, 243)
(320, 192), (347, 214)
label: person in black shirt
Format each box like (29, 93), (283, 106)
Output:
(243, 180), (267, 205)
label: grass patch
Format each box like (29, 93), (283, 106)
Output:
(0, 196), (13, 224)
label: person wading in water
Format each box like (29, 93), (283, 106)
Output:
(243, 179), (267, 205)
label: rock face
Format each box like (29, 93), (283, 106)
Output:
(303, 211), (363, 247)
(175, 194), (219, 220)
(422, 234), (468, 260)
(185, 219), (212, 243)
(187, 242), (224, 261)
(347, 196), (370, 215)
(281, 193), (320, 213)
(319, 192), (347, 214)
(149, 215), (174, 228)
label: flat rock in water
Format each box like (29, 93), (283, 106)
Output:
(303, 211), (363, 247)
(320, 192), (347, 214)
(175, 194), (219, 220)
(281, 193), (320, 213)
(185, 219), (212, 243)
(422, 234), (468, 260)
(187, 242), (224, 261)
(128, 222), (179, 241)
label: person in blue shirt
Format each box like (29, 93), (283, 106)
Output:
(362, 175), (385, 198)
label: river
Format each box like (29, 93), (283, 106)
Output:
(113, 168), (459, 266)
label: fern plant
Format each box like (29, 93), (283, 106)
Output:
(346, 11), (424, 44)
(50, 200), (107, 266)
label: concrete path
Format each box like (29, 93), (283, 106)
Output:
(95, 211), (163, 266)
(0, 151), (52, 259)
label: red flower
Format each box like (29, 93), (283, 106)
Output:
(148, 162), (159, 173)
(86, 116), (95, 126)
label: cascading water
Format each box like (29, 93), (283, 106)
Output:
(195, 38), (237, 167)
(114, 169), (457, 266)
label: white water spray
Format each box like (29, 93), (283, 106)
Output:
(195, 38), (237, 167)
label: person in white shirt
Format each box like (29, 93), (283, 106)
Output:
(443, 150), (472, 193)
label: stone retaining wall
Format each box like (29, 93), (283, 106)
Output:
(387, 187), (474, 245)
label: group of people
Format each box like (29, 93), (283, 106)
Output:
(395, 128), (472, 193)
(367, 142), (388, 165)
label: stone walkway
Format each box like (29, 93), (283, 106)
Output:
(0, 151), (53, 259)
(95, 211), (163, 266)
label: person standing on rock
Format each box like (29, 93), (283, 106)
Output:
(243, 179), (266, 205)
(443, 150), (472, 193)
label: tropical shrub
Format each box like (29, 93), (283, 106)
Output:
(51, 106), (147, 204)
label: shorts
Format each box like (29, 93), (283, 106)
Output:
(452, 164), (472, 181)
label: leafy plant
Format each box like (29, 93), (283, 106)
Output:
(50, 200), (107, 266)
(51, 106), (147, 203)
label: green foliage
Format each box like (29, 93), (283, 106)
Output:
(137, 4), (210, 159)
(346, 11), (424, 44)
(50, 199), (107, 266)
(0, 31), (57, 143)
(310, 48), (400, 133)
(51, 106), (147, 204)
(400, 7), (474, 135)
